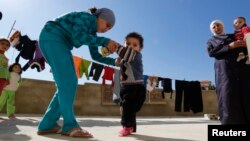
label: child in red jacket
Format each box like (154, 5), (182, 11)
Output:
(233, 17), (250, 63)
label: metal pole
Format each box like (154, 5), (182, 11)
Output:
(7, 20), (16, 38)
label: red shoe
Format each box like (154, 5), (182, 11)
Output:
(119, 127), (133, 137)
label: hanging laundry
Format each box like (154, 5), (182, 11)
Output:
(120, 62), (136, 82)
(143, 75), (148, 87)
(13, 35), (36, 61)
(22, 42), (45, 72)
(116, 45), (136, 63)
(73, 56), (82, 78)
(116, 45), (138, 84)
(175, 80), (188, 112)
(89, 62), (104, 81)
(73, 56), (91, 79)
(146, 76), (158, 93)
(184, 81), (203, 113)
(175, 80), (203, 113)
(79, 58), (91, 79)
(158, 77), (173, 99)
(156, 77), (160, 88)
(112, 69), (121, 104)
(10, 31), (45, 72)
(102, 66), (115, 87)
(10, 31), (21, 46)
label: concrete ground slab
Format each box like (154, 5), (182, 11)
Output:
(0, 114), (219, 141)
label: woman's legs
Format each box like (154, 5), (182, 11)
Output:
(38, 41), (78, 132)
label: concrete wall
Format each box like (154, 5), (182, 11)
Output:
(1, 78), (218, 117)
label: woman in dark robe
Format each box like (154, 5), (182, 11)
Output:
(207, 20), (250, 124)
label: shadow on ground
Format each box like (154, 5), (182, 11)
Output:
(0, 118), (35, 141)
(0, 116), (216, 141)
(77, 118), (218, 127)
(132, 134), (197, 141)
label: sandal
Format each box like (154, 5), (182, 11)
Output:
(37, 124), (62, 135)
(61, 127), (93, 138)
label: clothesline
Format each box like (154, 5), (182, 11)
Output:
(6, 20), (213, 92)
(74, 55), (200, 83)
(6, 23), (202, 84)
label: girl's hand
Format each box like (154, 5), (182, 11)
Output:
(115, 58), (122, 67)
(107, 40), (118, 54)
(236, 40), (246, 47)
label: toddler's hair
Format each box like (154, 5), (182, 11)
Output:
(126, 32), (144, 49)
(9, 63), (22, 74)
(236, 16), (246, 23)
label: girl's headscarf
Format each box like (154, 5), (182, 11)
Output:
(92, 8), (116, 29)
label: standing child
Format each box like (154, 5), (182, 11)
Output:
(233, 16), (250, 63)
(37, 7), (119, 138)
(0, 38), (10, 96)
(0, 63), (22, 119)
(117, 32), (145, 136)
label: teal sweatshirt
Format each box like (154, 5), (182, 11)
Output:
(40, 11), (115, 66)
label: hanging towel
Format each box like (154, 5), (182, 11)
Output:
(102, 66), (115, 87)
(79, 58), (91, 79)
(73, 56), (82, 78)
(112, 69), (121, 104)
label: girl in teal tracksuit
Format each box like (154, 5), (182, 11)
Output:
(37, 7), (118, 138)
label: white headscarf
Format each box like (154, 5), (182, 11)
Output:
(210, 20), (225, 35)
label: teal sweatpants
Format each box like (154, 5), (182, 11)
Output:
(0, 89), (15, 116)
(38, 29), (78, 132)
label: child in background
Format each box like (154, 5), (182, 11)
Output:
(118, 32), (145, 136)
(0, 63), (22, 119)
(233, 17), (250, 63)
(0, 37), (10, 96)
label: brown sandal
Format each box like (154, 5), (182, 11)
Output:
(61, 127), (93, 138)
(37, 124), (61, 135)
